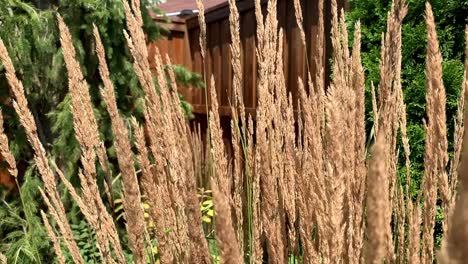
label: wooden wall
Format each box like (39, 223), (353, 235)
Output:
(149, 0), (346, 117)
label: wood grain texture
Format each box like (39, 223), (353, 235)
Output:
(150, 0), (346, 116)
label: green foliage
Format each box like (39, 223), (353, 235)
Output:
(1, 0), (205, 261)
(348, 0), (467, 183)
(1, 0), (203, 174)
(0, 165), (52, 264)
(0, 1), (58, 163)
(348, 0), (468, 249)
(66, 220), (100, 264)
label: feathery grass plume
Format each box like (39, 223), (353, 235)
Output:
(254, 0), (265, 61)
(365, 6), (406, 260)
(130, 0), (143, 26)
(122, 16), (185, 259)
(247, 115), (262, 264)
(373, 1), (407, 261)
(407, 198), (422, 264)
(297, 79), (322, 263)
(439, 27), (468, 264)
(39, 188), (83, 264)
(365, 134), (389, 264)
(209, 76), (243, 264)
(132, 118), (177, 263)
(160, 53), (212, 263)
(338, 6), (367, 263)
(0, 39), (84, 264)
(254, 0), (288, 262)
(395, 185), (406, 264)
(391, 0), (411, 198)
(196, 0), (206, 61)
(51, 158), (125, 263)
(448, 27), (468, 207)
(212, 181), (243, 264)
(396, 61), (412, 198)
(388, 142), (399, 262)
(349, 21), (367, 264)
(122, 1), (196, 260)
(313, 0), (325, 93)
(272, 27), (297, 255)
(195, 0), (211, 118)
(155, 55), (194, 261)
(376, 0), (407, 135)
(227, 2), (247, 248)
(330, 0), (346, 88)
(448, 61), (466, 218)
(282, 95), (298, 254)
(230, 119), (244, 250)
(422, 4), (449, 263)
(191, 124), (206, 186)
(93, 24), (147, 264)
(371, 82), (379, 135)
(0, 252), (6, 264)
(41, 211), (66, 264)
(58, 16), (126, 263)
(0, 110), (17, 178)
(377, 0), (407, 108)
(249, 3), (267, 263)
(339, 11), (351, 73)
(57, 19), (114, 208)
(295, 2), (326, 257)
(122, 0), (165, 155)
(323, 86), (347, 263)
(122, 9), (180, 244)
(293, 0), (306, 47)
(58, 16), (130, 264)
(325, 1), (356, 261)
(390, 0), (409, 262)
(228, 0), (245, 118)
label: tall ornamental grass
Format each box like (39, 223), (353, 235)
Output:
(0, 0), (467, 263)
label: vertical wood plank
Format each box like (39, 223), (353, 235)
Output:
(173, 33), (184, 65)
(147, 41), (156, 70)
(172, 34), (192, 100)
(190, 27), (203, 106)
(150, 0), (340, 115)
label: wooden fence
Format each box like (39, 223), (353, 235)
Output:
(149, 0), (347, 118)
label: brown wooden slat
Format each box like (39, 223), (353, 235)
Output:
(185, 0), (269, 29)
(177, 35), (184, 64)
(166, 35), (175, 63)
(150, 0), (341, 116)
(192, 104), (256, 118)
(181, 27), (193, 69)
(147, 41), (156, 70)
(190, 27), (204, 106)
